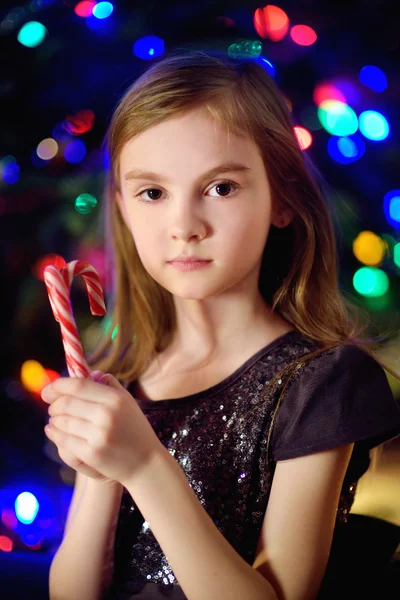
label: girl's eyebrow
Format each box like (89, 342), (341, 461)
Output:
(124, 162), (252, 184)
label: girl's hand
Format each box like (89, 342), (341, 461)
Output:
(41, 371), (162, 488)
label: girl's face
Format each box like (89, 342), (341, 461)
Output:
(117, 107), (289, 301)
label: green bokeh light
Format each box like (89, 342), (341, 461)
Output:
(353, 266), (389, 298)
(74, 193), (98, 215)
(394, 243), (400, 268)
(17, 21), (47, 47)
(318, 101), (358, 136)
(228, 40), (262, 59)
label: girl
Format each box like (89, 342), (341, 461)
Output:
(42, 50), (400, 600)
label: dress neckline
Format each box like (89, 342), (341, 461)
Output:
(129, 329), (299, 409)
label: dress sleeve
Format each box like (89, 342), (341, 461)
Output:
(270, 344), (400, 462)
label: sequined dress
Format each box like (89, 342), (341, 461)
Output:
(108, 330), (400, 599)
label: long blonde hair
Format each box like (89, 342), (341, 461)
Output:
(88, 48), (399, 407)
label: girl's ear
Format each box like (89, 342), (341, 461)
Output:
(271, 204), (296, 229)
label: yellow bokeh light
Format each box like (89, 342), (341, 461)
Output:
(353, 231), (386, 266)
(21, 360), (50, 394)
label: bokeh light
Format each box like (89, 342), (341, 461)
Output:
(93, 2), (114, 19)
(353, 266), (389, 298)
(74, 1), (96, 18)
(133, 35), (165, 60)
(17, 21), (47, 47)
(383, 190), (400, 229)
(353, 231), (386, 266)
(253, 5), (289, 42)
(327, 134), (365, 164)
(313, 82), (347, 106)
(359, 65), (388, 92)
(74, 193), (98, 214)
(359, 110), (389, 141)
(1, 156), (20, 184)
(36, 138), (58, 160)
(21, 360), (51, 394)
(64, 139), (86, 163)
(254, 55), (275, 77)
(15, 492), (39, 525)
(32, 254), (66, 281)
(294, 126), (312, 150)
(228, 40), (262, 59)
(64, 109), (95, 135)
(290, 24), (317, 46)
(318, 101), (358, 136)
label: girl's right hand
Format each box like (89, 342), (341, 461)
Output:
(47, 370), (118, 485)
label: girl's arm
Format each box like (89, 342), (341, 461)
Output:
(49, 472), (123, 600)
(126, 442), (354, 600)
(125, 446), (279, 600)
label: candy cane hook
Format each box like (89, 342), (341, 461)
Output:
(44, 260), (106, 378)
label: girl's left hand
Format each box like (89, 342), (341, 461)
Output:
(41, 372), (162, 488)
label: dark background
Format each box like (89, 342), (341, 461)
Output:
(0, 1), (399, 596)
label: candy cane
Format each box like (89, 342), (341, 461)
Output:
(44, 260), (106, 378)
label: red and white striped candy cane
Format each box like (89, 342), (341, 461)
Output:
(44, 260), (106, 378)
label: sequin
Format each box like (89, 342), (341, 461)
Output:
(110, 330), (362, 596)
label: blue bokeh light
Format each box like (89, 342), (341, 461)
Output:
(254, 55), (275, 77)
(359, 110), (389, 141)
(383, 190), (400, 229)
(359, 66), (388, 92)
(133, 35), (165, 60)
(327, 134), (365, 164)
(2, 162), (20, 183)
(64, 139), (87, 164)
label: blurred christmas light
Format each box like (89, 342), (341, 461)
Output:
(93, 2), (113, 19)
(52, 122), (72, 142)
(74, 193), (98, 214)
(318, 101), (358, 136)
(294, 126), (312, 150)
(64, 109), (95, 135)
(353, 231), (386, 266)
(327, 134), (365, 164)
(133, 35), (165, 60)
(0, 536), (13, 553)
(32, 254), (66, 281)
(15, 492), (39, 525)
(359, 65), (388, 92)
(254, 55), (275, 77)
(313, 82), (347, 106)
(353, 266), (389, 297)
(64, 139), (86, 163)
(394, 243), (400, 268)
(290, 24), (317, 46)
(383, 190), (400, 229)
(253, 5), (289, 42)
(74, 1), (96, 18)
(21, 360), (51, 394)
(359, 110), (389, 141)
(17, 21), (47, 47)
(1, 159), (20, 184)
(228, 39), (262, 59)
(36, 138), (58, 160)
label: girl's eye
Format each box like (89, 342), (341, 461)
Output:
(136, 180), (240, 204)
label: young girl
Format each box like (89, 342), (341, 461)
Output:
(42, 50), (400, 600)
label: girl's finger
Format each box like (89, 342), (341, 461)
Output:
(47, 415), (100, 441)
(49, 395), (111, 428)
(43, 377), (119, 406)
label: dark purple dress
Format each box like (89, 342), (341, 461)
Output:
(108, 330), (400, 599)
